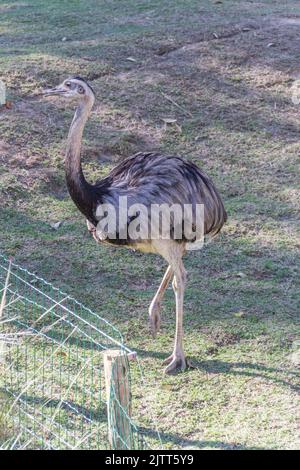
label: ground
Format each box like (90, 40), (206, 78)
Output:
(0, 0), (299, 450)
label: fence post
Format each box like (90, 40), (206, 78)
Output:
(103, 349), (136, 450)
(0, 261), (11, 363)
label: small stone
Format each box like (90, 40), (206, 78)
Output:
(236, 272), (247, 278)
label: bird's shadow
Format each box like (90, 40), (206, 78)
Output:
(134, 348), (299, 392)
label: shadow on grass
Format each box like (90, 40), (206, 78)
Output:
(139, 426), (264, 450)
(9, 392), (107, 423)
(194, 359), (299, 393)
(134, 348), (299, 392)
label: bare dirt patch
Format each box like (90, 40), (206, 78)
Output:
(210, 329), (240, 347)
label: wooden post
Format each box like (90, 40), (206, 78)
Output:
(0, 262), (11, 364)
(103, 349), (136, 450)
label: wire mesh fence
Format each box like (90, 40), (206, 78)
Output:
(0, 254), (156, 450)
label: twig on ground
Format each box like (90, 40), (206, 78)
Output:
(159, 91), (193, 118)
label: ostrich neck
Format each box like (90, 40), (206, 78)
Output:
(65, 99), (96, 221)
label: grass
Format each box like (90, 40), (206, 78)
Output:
(0, 0), (299, 450)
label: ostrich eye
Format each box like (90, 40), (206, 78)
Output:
(78, 85), (85, 94)
(65, 82), (71, 88)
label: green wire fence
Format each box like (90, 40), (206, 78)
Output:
(0, 254), (159, 450)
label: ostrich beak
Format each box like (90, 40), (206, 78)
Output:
(42, 86), (66, 96)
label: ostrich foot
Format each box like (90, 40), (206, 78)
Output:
(163, 350), (189, 374)
(148, 302), (161, 338)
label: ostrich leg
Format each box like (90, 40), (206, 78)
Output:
(163, 261), (187, 374)
(149, 265), (173, 337)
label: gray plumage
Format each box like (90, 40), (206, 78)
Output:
(93, 152), (227, 246)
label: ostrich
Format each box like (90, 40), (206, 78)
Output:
(43, 77), (227, 374)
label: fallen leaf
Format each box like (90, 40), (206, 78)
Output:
(161, 383), (173, 391)
(161, 118), (177, 124)
(50, 221), (62, 230)
(267, 42), (276, 48)
(56, 351), (67, 358)
(126, 57), (137, 62)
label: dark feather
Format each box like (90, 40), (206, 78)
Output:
(83, 152), (227, 246)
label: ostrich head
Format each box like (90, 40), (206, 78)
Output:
(43, 77), (95, 105)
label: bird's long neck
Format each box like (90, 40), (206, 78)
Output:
(65, 98), (97, 222)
